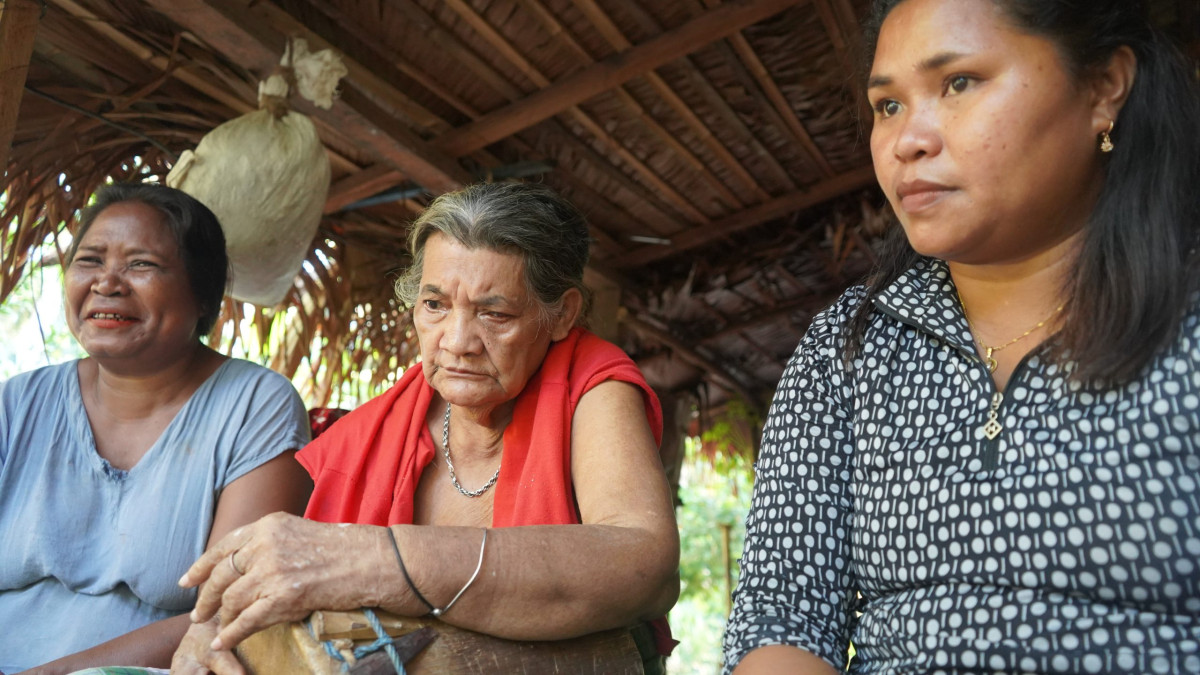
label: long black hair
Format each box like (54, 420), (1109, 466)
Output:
(849, 0), (1200, 383)
(68, 183), (229, 336)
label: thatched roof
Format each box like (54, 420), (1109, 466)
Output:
(2, 0), (1197, 415)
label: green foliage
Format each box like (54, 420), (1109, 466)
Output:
(0, 257), (84, 380)
(699, 398), (763, 468)
(667, 438), (755, 675)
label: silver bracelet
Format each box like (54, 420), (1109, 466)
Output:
(430, 528), (488, 618)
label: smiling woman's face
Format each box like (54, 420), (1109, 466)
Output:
(64, 200), (201, 368)
(867, 0), (1107, 266)
(414, 234), (575, 413)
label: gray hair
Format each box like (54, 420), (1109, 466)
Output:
(395, 182), (592, 326)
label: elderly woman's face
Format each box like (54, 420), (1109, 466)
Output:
(867, 0), (1105, 265)
(415, 234), (574, 412)
(65, 201), (201, 367)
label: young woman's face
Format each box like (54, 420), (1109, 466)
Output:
(868, 0), (1106, 266)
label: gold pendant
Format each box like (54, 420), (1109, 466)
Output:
(985, 357), (998, 373)
(983, 415), (1002, 439)
(982, 392), (1003, 439)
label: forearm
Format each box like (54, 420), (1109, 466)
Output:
(26, 612), (191, 675)
(382, 523), (679, 640)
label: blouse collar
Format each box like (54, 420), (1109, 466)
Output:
(872, 257), (978, 359)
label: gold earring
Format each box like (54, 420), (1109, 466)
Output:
(1099, 119), (1114, 153)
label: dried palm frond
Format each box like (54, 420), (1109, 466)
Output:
(209, 236), (418, 408)
(2, 97), (417, 408)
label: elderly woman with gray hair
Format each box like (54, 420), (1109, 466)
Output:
(172, 181), (680, 674)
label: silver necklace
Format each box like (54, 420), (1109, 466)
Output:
(441, 403), (500, 498)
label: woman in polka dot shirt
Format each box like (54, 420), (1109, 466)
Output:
(722, 0), (1200, 673)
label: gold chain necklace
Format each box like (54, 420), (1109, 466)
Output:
(958, 293), (1064, 373)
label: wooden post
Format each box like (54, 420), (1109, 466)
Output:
(0, 0), (41, 177)
(656, 390), (693, 509)
(582, 267), (621, 342)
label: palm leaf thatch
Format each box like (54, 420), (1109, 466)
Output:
(3, 0), (1195, 428)
(1, 77), (417, 407)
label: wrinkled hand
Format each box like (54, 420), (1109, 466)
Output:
(178, 512), (388, 652)
(171, 617), (244, 675)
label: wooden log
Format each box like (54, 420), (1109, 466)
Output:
(236, 609), (644, 674)
(0, 0), (41, 174)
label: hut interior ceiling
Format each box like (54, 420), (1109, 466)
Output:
(3, 0), (1197, 411)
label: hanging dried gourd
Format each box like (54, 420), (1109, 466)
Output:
(167, 39), (346, 306)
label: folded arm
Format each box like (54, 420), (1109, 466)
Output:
(184, 380), (679, 650)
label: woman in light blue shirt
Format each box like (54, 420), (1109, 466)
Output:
(0, 183), (312, 673)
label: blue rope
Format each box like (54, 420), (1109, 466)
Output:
(309, 608), (407, 674)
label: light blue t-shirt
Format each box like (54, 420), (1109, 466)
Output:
(0, 358), (310, 672)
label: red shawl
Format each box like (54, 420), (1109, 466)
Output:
(297, 327), (662, 527)
(296, 328), (674, 656)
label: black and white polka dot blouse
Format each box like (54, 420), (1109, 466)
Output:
(723, 258), (1200, 674)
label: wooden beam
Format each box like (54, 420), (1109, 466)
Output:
(232, 0), (451, 134)
(299, 0), (481, 123)
(441, 0), (709, 224)
(515, 0), (747, 212)
(323, 165), (403, 214)
(573, 0), (770, 202)
(699, 0), (836, 177)
(0, 0), (42, 173)
(48, 0), (255, 113)
(142, 0), (469, 194)
(676, 55), (798, 192)
(38, 4), (158, 84)
(619, 165), (877, 267)
(386, 0), (526, 103)
(373, 0), (686, 238)
(702, 292), (835, 342)
(45, 0), (364, 174)
(436, 0), (803, 157)
(606, 1), (797, 192)
(306, 0), (681, 243)
(816, 0), (872, 126)
(731, 34), (836, 177)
